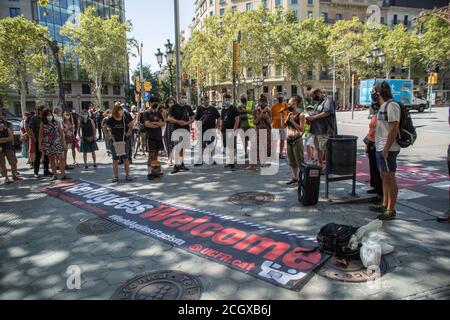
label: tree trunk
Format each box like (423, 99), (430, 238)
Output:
(19, 72), (27, 117)
(96, 75), (103, 110)
(49, 41), (66, 111)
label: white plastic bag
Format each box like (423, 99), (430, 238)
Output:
(379, 241), (394, 255)
(360, 234), (382, 268)
(356, 220), (383, 242)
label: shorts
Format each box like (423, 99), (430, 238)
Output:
(376, 151), (400, 173)
(313, 134), (328, 152)
(287, 138), (304, 169)
(275, 128), (288, 141)
(147, 139), (164, 152)
(305, 135), (315, 147)
(0, 148), (17, 167)
(111, 140), (131, 162)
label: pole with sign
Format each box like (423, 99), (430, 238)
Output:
(232, 32), (241, 106)
(197, 64), (201, 106)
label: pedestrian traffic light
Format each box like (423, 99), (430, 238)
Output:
(135, 77), (141, 93)
(427, 73), (439, 85)
(144, 81), (152, 92)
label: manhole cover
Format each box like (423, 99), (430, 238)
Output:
(229, 192), (276, 206)
(316, 256), (388, 283)
(110, 271), (203, 300)
(76, 218), (122, 235)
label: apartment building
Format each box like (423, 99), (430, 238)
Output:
(0, 0), (128, 116)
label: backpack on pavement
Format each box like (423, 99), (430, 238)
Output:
(317, 223), (360, 257)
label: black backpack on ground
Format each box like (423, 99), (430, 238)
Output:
(317, 223), (359, 257)
(386, 100), (417, 148)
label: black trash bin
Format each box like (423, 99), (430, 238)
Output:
(298, 163), (322, 206)
(325, 135), (358, 198)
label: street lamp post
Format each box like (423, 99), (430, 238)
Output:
(174, 0), (181, 99)
(332, 51), (345, 102)
(366, 47), (386, 81)
(155, 40), (175, 98)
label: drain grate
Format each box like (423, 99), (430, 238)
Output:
(76, 218), (122, 236)
(110, 271), (203, 300)
(401, 284), (450, 300)
(316, 256), (388, 283)
(229, 192), (276, 206)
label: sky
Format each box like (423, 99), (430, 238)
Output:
(126, 0), (195, 74)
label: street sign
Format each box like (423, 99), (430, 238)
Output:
(144, 92), (151, 102)
(144, 81), (152, 92)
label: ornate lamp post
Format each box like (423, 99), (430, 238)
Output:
(366, 47), (385, 80)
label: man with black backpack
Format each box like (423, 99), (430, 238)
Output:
(369, 82), (402, 221)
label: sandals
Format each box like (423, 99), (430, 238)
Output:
(125, 176), (134, 182)
(60, 175), (72, 181)
(112, 177), (119, 183)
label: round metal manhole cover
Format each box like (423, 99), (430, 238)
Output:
(229, 192), (276, 206)
(76, 218), (122, 235)
(316, 256), (388, 283)
(110, 271), (203, 300)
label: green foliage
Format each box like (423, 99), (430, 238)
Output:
(0, 16), (49, 115)
(61, 7), (129, 108)
(416, 15), (450, 71)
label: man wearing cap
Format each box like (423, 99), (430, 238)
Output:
(271, 94), (289, 159)
(306, 88), (338, 170)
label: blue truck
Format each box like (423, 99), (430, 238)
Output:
(360, 79), (429, 112)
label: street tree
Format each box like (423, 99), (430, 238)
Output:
(61, 7), (129, 109)
(416, 14), (450, 73)
(0, 16), (49, 116)
(273, 16), (330, 100)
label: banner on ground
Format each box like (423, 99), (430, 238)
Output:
(43, 180), (328, 290)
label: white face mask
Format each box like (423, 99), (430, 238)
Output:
(180, 99), (187, 106)
(47, 116), (53, 122)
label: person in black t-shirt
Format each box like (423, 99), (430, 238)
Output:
(103, 102), (134, 183)
(167, 93), (194, 174)
(144, 98), (165, 180)
(195, 96), (221, 166)
(220, 93), (240, 170)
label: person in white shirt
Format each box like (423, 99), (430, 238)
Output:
(369, 82), (401, 221)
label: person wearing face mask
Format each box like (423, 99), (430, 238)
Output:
(271, 95), (289, 160)
(104, 102), (134, 183)
(307, 88), (338, 170)
(39, 109), (69, 181)
(78, 111), (98, 170)
(285, 96), (306, 185)
(163, 97), (177, 167)
(238, 93), (255, 158)
(364, 89), (383, 199)
(221, 93), (240, 170)
(133, 105), (148, 159)
(195, 96), (221, 166)
(29, 106), (51, 178)
(63, 112), (78, 166)
(0, 117), (20, 184)
(144, 97), (165, 180)
(167, 94), (195, 174)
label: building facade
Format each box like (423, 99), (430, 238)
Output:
(0, 0), (127, 116)
(187, 0), (448, 105)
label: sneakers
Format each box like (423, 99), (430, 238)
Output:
(180, 163), (189, 171)
(112, 177), (119, 183)
(44, 171), (53, 177)
(147, 174), (155, 181)
(377, 210), (397, 221)
(369, 205), (386, 213)
(287, 178), (299, 186)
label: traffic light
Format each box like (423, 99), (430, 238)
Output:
(427, 73), (439, 85)
(144, 81), (152, 92)
(135, 76), (141, 93)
